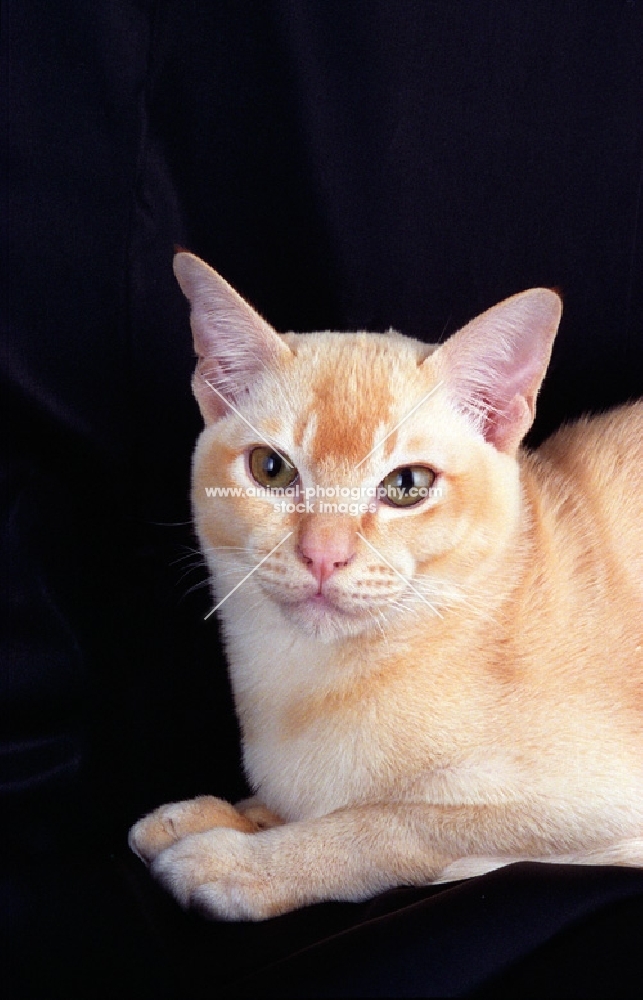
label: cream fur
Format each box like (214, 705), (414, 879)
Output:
(129, 254), (643, 920)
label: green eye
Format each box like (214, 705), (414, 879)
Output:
(249, 446), (298, 489)
(379, 466), (436, 507)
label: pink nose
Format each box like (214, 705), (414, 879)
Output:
(297, 522), (356, 589)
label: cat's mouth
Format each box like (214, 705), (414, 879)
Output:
(306, 591), (335, 606)
(292, 590), (351, 616)
(253, 568), (387, 639)
(276, 588), (373, 640)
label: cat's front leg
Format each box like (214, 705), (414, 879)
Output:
(128, 795), (282, 864)
(150, 803), (452, 920)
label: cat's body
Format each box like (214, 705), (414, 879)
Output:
(130, 254), (643, 918)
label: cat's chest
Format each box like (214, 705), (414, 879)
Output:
(243, 724), (385, 820)
(222, 600), (524, 820)
(240, 696), (523, 821)
(230, 647), (432, 818)
(232, 652), (504, 821)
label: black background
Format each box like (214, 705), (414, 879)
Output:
(1, 1), (643, 996)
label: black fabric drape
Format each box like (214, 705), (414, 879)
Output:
(1, 2), (642, 996)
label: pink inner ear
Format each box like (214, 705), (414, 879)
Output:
(190, 305), (278, 423)
(192, 310), (273, 400)
(484, 394), (532, 452)
(439, 289), (562, 453)
(192, 358), (230, 421)
(174, 253), (292, 423)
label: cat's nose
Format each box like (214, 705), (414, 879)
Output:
(297, 521), (356, 588)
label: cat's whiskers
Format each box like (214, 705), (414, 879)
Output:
(171, 548), (208, 584)
(149, 519), (196, 528)
(182, 577), (214, 599)
(183, 556), (260, 611)
(366, 608), (388, 641)
(175, 562), (208, 588)
(171, 548), (204, 566)
(389, 597), (423, 621)
(201, 548), (257, 575)
(172, 550), (205, 569)
(410, 575), (496, 622)
(201, 544), (250, 554)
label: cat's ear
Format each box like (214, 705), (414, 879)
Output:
(433, 288), (562, 454)
(173, 252), (292, 423)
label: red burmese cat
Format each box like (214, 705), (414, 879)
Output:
(129, 252), (643, 920)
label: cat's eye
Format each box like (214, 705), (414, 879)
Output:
(249, 446), (299, 490)
(379, 465), (436, 507)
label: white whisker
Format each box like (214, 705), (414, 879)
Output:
(367, 608), (387, 640)
(176, 563), (207, 586)
(409, 574), (499, 623)
(200, 545), (250, 553)
(182, 577), (213, 598)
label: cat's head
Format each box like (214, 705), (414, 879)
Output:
(176, 253), (561, 642)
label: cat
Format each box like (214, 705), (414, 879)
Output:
(129, 251), (643, 920)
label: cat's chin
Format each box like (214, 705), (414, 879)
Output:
(280, 595), (374, 642)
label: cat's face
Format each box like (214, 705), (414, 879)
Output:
(179, 254), (562, 642)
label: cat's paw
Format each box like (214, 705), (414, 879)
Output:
(151, 827), (281, 920)
(128, 795), (257, 864)
(235, 797), (284, 831)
